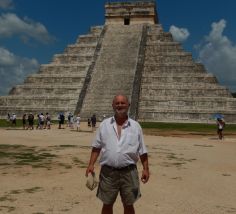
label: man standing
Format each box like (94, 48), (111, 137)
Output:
(86, 94), (149, 214)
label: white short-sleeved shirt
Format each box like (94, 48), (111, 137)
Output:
(92, 116), (147, 168)
(76, 116), (81, 124)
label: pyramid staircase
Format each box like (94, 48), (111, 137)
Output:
(79, 24), (144, 120)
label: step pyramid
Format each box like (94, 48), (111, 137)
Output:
(0, 1), (236, 123)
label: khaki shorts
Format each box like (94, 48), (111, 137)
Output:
(97, 165), (141, 205)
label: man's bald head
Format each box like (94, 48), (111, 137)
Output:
(112, 94), (129, 105)
(112, 94), (130, 118)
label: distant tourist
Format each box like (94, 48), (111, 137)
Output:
(6, 113), (10, 122)
(58, 112), (65, 129)
(217, 118), (225, 140)
(22, 114), (27, 129)
(39, 113), (45, 130)
(87, 118), (91, 127)
(27, 113), (34, 130)
(75, 114), (81, 131)
(91, 114), (96, 131)
(45, 113), (51, 129)
(11, 113), (16, 127)
(6, 113), (11, 126)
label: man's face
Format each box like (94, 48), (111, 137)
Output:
(112, 95), (129, 117)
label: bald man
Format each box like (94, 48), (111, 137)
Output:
(86, 94), (149, 214)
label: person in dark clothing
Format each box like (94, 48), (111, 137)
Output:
(88, 118), (91, 127)
(58, 113), (65, 129)
(22, 114), (27, 129)
(27, 113), (34, 130)
(91, 114), (97, 131)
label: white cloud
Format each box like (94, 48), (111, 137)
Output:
(0, 13), (55, 44)
(196, 19), (236, 92)
(0, 46), (39, 95)
(0, 0), (14, 9)
(169, 25), (190, 43)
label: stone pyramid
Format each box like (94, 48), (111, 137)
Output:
(0, 1), (236, 123)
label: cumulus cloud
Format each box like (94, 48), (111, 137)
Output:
(0, 46), (39, 95)
(196, 19), (236, 92)
(169, 25), (190, 43)
(0, 13), (55, 44)
(0, 0), (14, 9)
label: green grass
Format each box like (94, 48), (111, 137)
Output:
(140, 122), (236, 133)
(0, 144), (56, 168)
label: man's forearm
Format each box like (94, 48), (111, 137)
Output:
(88, 147), (101, 166)
(140, 153), (149, 170)
(86, 147), (101, 176)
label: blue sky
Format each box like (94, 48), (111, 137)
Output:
(0, 0), (236, 95)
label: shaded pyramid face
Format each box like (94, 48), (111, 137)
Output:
(0, 1), (236, 123)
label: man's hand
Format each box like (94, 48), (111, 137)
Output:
(141, 168), (149, 183)
(85, 165), (94, 177)
(85, 147), (101, 177)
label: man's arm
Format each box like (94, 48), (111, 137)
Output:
(140, 153), (150, 183)
(85, 147), (101, 176)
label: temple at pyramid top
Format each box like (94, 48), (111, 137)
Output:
(105, 1), (158, 25)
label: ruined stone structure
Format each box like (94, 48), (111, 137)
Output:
(0, 1), (236, 123)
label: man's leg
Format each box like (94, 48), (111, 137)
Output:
(123, 204), (135, 214)
(102, 204), (113, 214)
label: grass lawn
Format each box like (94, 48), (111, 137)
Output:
(0, 119), (235, 136)
(140, 122), (236, 136)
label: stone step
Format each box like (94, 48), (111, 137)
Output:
(39, 64), (89, 74)
(146, 32), (173, 42)
(9, 84), (83, 95)
(141, 74), (217, 83)
(29, 74), (86, 78)
(52, 54), (93, 64)
(145, 43), (183, 52)
(138, 106), (236, 114)
(141, 82), (228, 89)
(138, 110), (236, 123)
(138, 97), (236, 110)
(64, 44), (96, 54)
(142, 73), (214, 78)
(140, 87), (231, 97)
(143, 64), (205, 73)
(145, 51), (192, 57)
(0, 96), (78, 106)
(145, 54), (193, 64)
(25, 74), (85, 84)
(144, 62), (195, 67)
(147, 24), (164, 34)
(89, 26), (104, 35)
(76, 35), (100, 44)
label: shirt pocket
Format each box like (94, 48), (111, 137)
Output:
(126, 133), (139, 152)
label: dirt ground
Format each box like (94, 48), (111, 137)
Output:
(0, 123), (236, 214)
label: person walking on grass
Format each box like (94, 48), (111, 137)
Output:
(217, 118), (225, 140)
(86, 94), (150, 214)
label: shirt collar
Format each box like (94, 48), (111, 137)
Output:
(110, 116), (131, 128)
